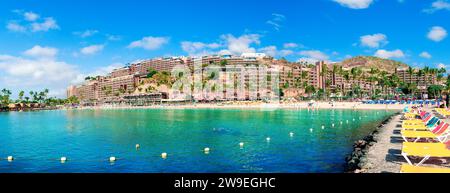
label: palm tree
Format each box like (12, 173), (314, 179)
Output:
(18, 91), (25, 102)
(423, 66), (430, 90)
(416, 69), (425, 96)
(368, 68), (379, 97)
(1, 89), (12, 106)
(320, 64), (329, 99)
(407, 67), (415, 85)
(350, 67), (362, 98)
(342, 70), (350, 96)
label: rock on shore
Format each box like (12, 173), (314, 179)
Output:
(345, 113), (400, 173)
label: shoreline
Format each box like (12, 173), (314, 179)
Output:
(73, 102), (407, 111)
(345, 113), (401, 173)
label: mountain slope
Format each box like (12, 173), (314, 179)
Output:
(338, 56), (409, 72)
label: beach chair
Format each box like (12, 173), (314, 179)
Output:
(402, 117), (439, 130)
(401, 123), (449, 142)
(400, 164), (450, 173)
(403, 112), (428, 122)
(401, 142), (450, 166)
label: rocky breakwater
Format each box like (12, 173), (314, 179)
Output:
(345, 113), (400, 173)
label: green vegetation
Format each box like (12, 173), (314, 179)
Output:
(0, 88), (80, 111)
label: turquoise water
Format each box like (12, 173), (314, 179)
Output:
(0, 109), (396, 173)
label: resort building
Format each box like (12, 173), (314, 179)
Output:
(67, 54), (444, 104)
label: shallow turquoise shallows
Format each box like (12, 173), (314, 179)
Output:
(0, 109), (396, 173)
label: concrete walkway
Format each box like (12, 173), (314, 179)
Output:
(366, 114), (404, 173)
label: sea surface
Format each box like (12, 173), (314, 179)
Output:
(0, 108), (396, 173)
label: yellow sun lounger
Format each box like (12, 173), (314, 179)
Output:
(402, 124), (428, 130)
(404, 113), (418, 118)
(401, 142), (450, 166)
(403, 120), (424, 124)
(401, 130), (449, 143)
(400, 164), (450, 173)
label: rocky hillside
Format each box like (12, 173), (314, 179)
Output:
(338, 56), (409, 72)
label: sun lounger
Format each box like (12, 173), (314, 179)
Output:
(401, 123), (449, 143)
(401, 142), (450, 166)
(400, 164), (450, 173)
(402, 118), (439, 130)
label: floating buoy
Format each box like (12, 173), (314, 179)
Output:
(321, 125), (325, 129)
(161, 152), (167, 159)
(60, 157), (67, 163)
(332, 124), (335, 127)
(359, 117), (362, 120)
(353, 118), (355, 121)
(109, 157), (116, 162)
(204, 147), (210, 154)
(7, 156), (13, 162)
(340, 121), (343, 125)
(135, 144), (140, 149)
(310, 128), (313, 132)
(346, 120), (349, 124)
(239, 142), (245, 147)
(266, 137), (271, 142)
(289, 132), (294, 137)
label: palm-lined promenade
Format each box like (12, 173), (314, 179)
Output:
(66, 55), (449, 108)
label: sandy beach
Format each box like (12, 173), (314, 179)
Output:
(80, 101), (408, 111)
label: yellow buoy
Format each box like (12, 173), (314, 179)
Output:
(7, 156), (13, 162)
(135, 144), (140, 149)
(239, 142), (245, 147)
(161, 152), (167, 159)
(109, 157), (116, 162)
(204, 147), (210, 154)
(60, 157), (67, 163)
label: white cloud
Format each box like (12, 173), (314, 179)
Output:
(266, 13), (286, 31)
(299, 50), (329, 61)
(258, 46), (294, 57)
(258, 46), (278, 57)
(283, 43), (299, 49)
(0, 54), (80, 98)
(31, 17), (59, 32)
(419, 51), (432, 59)
(74, 30), (98, 38)
(23, 45), (58, 58)
(437, 63), (447, 69)
(374, 49), (405, 59)
(107, 34), (122, 41)
(423, 0), (450, 13)
(6, 11), (59, 33)
(333, 0), (374, 9)
(360, 33), (388, 48)
(181, 41), (221, 56)
(427, 26), (447, 42)
(6, 21), (26, 32)
(80, 44), (104, 55)
(24, 11), (39, 21)
(279, 50), (294, 57)
(220, 34), (261, 55)
(128, 36), (170, 50)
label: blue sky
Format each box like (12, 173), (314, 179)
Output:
(0, 0), (449, 97)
